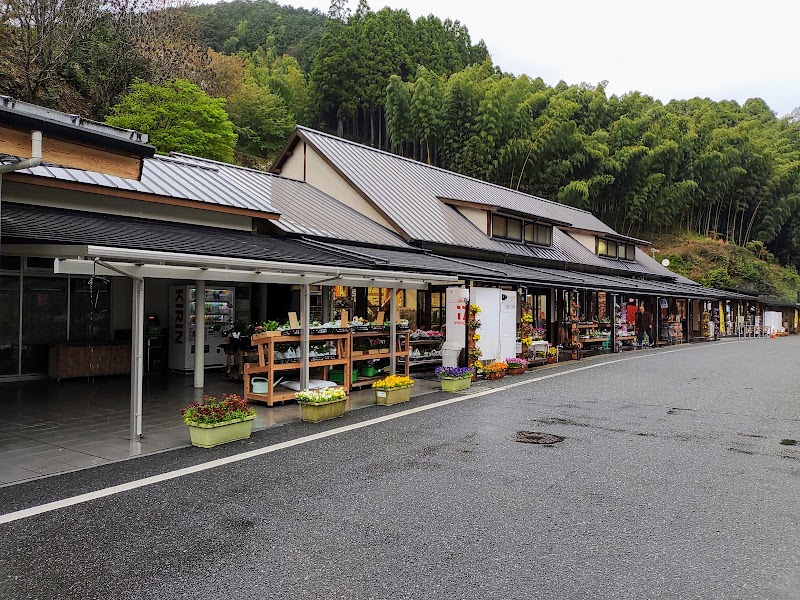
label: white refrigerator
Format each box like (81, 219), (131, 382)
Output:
(168, 286), (235, 371)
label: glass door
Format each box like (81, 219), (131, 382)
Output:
(0, 276), (20, 376)
(21, 277), (68, 374)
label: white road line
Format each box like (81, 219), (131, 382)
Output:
(0, 340), (745, 525)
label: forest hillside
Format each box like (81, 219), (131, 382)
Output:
(1, 0), (800, 293)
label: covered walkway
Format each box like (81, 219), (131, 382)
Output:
(0, 372), (441, 486)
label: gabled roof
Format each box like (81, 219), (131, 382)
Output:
(273, 126), (646, 248)
(167, 154), (410, 249)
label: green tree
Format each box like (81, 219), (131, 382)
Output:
(227, 83), (294, 161)
(106, 79), (236, 162)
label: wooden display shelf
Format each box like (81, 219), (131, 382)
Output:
(575, 323), (598, 329)
(244, 332), (351, 407)
(400, 357), (442, 367)
(350, 330), (410, 379)
(580, 337), (609, 343)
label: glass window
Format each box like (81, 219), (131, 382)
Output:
(534, 224), (552, 245)
(24, 257), (55, 271)
(598, 238), (620, 258)
(492, 214), (523, 241)
(492, 214), (507, 238)
(524, 223), (535, 243)
(624, 244), (636, 260)
(22, 277), (68, 373)
(0, 256), (21, 271)
(69, 277), (111, 342)
(506, 217), (522, 241)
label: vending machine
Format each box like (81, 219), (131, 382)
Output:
(168, 286), (235, 371)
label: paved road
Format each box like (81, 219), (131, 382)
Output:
(2, 339), (799, 599)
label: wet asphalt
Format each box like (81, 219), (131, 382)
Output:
(1, 338), (799, 600)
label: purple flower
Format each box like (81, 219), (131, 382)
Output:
(435, 366), (475, 379)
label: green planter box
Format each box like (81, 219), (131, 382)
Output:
(187, 415), (256, 448)
(374, 385), (413, 406)
(300, 398), (347, 423)
(440, 376), (471, 392)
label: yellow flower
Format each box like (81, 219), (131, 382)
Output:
(473, 333), (480, 341)
(372, 375), (414, 390)
(473, 360), (483, 370)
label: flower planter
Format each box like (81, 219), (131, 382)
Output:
(440, 377), (472, 392)
(486, 370), (506, 380)
(507, 366), (526, 375)
(547, 356), (556, 364)
(187, 415), (256, 448)
(300, 398), (347, 423)
(374, 385), (413, 405)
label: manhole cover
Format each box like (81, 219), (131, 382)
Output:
(515, 431), (565, 445)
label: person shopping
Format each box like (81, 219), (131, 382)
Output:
(635, 305), (653, 347)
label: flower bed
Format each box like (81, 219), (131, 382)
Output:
(372, 375), (414, 405)
(182, 394), (257, 448)
(483, 361), (508, 380)
(296, 387), (348, 422)
(505, 357), (527, 375)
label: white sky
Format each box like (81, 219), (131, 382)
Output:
(282, 0), (800, 117)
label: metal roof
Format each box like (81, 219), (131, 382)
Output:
(1, 203), (372, 268)
(313, 242), (506, 280)
(2, 154), (280, 217)
(0, 96), (154, 156)
(168, 154), (410, 248)
(280, 127), (635, 248)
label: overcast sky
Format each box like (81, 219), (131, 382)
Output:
(282, 0), (799, 117)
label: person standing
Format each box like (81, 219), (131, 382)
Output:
(635, 305), (653, 347)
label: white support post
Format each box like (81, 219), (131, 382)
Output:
(390, 287), (397, 375)
(194, 280), (205, 389)
(130, 277), (145, 439)
(300, 283), (310, 390)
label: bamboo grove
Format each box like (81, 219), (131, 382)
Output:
(2, 0), (800, 269)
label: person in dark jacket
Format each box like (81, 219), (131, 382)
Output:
(635, 305), (653, 346)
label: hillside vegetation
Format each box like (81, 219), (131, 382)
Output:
(653, 233), (800, 301)
(1, 0), (799, 299)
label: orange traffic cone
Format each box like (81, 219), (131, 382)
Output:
(771, 331), (777, 339)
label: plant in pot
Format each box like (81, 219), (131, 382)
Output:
(483, 361), (508, 380)
(505, 357), (527, 375)
(435, 366), (474, 392)
(372, 375), (415, 405)
(547, 346), (558, 363)
(182, 393), (257, 448)
(296, 387), (348, 423)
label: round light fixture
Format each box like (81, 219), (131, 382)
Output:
(661, 259), (671, 267)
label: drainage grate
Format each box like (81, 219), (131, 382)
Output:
(515, 431), (565, 445)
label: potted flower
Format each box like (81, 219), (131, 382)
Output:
(484, 361), (508, 380)
(435, 366), (475, 392)
(181, 393), (257, 448)
(372, 375), (415, 405)
(547, 346), (558, 364)
(505, 357), (527, 375)
(296, 387), (348, 423)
